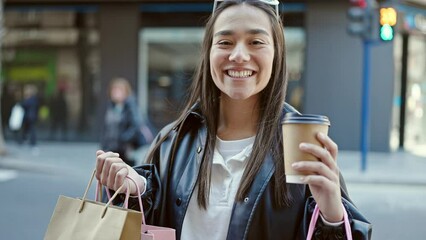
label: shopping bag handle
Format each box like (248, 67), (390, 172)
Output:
(125, 175), (146, 225)
(80, 169), (98, 208)
(79, 169), (130, 219)
(88, 170), (146, 224)
(95, 179), (129, 208)
(306, 203), (352, 240)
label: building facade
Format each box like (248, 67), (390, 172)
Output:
(2, 0), (425, 154)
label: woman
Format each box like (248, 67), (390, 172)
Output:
(96, 1), (371, 239)
(100, 77), (142, 166)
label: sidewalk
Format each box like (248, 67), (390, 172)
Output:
(339, 150), (426, 185)
(1, 141), (426, 185)
(0, 141), (98, 177)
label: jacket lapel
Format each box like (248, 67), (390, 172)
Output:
(226, 153), (275, 240)
(171, 119), (207, 237)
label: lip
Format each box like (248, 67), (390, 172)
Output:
(224, 67), (256, 72)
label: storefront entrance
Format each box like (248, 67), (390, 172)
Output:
(392, 29), (426, 156)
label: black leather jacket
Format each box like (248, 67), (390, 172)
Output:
(130, 103), (372, 240)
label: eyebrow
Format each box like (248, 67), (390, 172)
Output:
(213, 29), (270, 37)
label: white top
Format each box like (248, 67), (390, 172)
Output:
(180, 136), (256, 240)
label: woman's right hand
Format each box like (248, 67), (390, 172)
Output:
(95, 150), (145, 195)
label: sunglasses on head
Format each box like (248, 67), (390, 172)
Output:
(212, 0), (280, 18)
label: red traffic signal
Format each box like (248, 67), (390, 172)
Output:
(350, 0), (367, 8)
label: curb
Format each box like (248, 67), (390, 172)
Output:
(344, 175), (426, 186)
(0, 158), (69, 175)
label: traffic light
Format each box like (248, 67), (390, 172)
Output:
(379, 7), (397, 41)
(347, 1), (373, 39)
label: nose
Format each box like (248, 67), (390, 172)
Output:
(229, 43), (250, 63)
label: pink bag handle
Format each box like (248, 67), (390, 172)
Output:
(125, 175), (146, 225)
(95, 178), (130, 208)
(80, 169), (130, 218)
(306, 203), (352, 240)
(93, 172), (147, 225)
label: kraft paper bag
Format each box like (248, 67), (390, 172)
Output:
(44, 170), (142, 240)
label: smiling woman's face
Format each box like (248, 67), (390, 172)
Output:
(210, 3), (274, 101)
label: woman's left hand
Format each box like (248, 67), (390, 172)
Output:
(292, 132), (343, 223)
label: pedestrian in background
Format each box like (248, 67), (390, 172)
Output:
(49, 87), (68, 141)
(20, 84), (39, 148)
(100, 77), (143, 167)
(95, 1), (371, 239)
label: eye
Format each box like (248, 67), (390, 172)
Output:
(216, 40), (233, 46)
(251, 39), (266, 45)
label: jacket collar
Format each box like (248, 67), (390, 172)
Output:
(187, 101), (299, 121)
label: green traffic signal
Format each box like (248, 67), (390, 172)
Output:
(379, 7), (397, 41)
(380, 24), (394, 41)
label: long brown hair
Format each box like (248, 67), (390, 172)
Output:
(147, 0), (290, 208)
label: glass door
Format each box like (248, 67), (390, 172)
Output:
(138, 28), (203, 130)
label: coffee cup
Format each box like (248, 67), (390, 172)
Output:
(282, 113), (330, 184)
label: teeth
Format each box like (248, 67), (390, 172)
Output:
(227, 70), (253, 78)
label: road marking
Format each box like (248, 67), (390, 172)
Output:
(0, 169), (18, 182)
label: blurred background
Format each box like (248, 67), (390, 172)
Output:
(0, 0), (425, 239)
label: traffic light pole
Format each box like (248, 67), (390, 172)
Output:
(360, 39), (371, 172)
(348, 0), (394, 172)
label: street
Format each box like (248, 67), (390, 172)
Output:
(0, 169), (91, 240)
(346, 183), (426, 239)
(1, 142), (426, 239)
(0, 142), (96, 240)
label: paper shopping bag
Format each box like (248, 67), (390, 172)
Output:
(141, 224), (176, 240)
(44, 170), (142, 240)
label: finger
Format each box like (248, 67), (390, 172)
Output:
(96, 150), (105, 157)
(107, 162), (127, 190)
(113, 167), (129, 193)
(303, 174), (339, 191)
(299, 143), (337, 172)
(292, 161), (339, 183)
(96, 151), (119, 181)
(100, 155), (122, 187)
(95, 150), (106, 180)
(317, 133), (338, 160)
